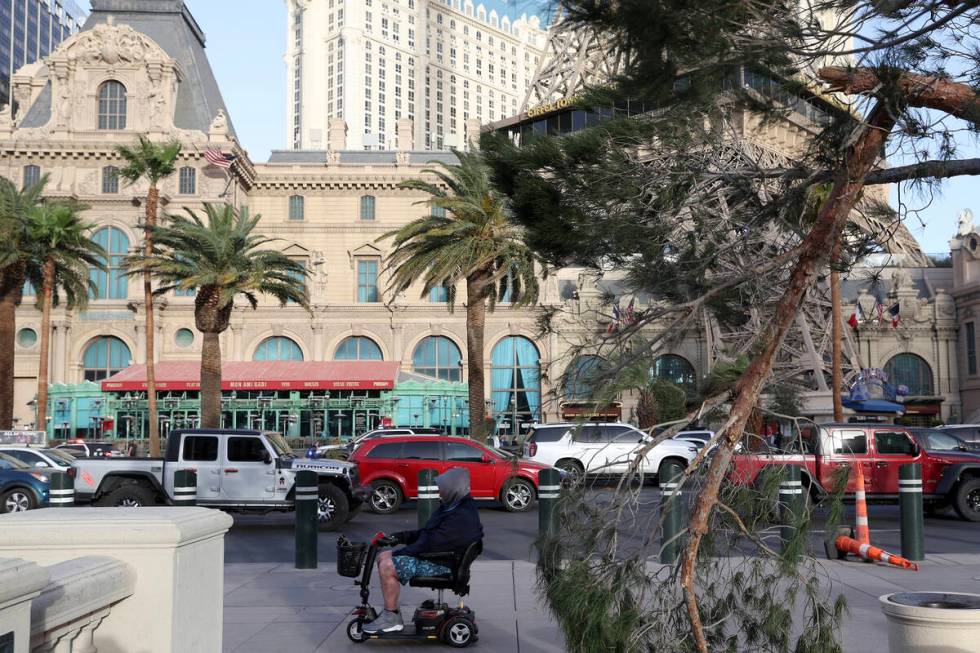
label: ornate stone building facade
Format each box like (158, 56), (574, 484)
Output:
(3, 0), (974, 436)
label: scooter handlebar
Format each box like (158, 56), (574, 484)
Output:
(371, 532), (398, 547)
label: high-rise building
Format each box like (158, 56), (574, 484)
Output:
(0, 0), (86, 106)
(284, 0), (547, 151)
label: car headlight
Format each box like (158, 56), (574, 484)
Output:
(30, 472), (50, 483)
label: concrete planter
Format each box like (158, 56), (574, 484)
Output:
(879, 592), (980, 653)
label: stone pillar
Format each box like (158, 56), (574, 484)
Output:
(391, 325), (404, 362)
(52, 320), (68, 384)
(396, 117), (414, 151)
(133, 323), (147, 365)
(230, 323), (243, 361)
(465, 118), (482, 151)
(328, 117), (348, 151)
(0, 508), (233, 653)
(312, 324), (324, 361)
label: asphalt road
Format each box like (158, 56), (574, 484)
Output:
(223, 486), (980, 564)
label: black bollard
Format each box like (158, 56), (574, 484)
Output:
(537, 468), (561, 537)
(659, 460), (684, 564)
(779, 464), (805, 559)
(173, 469), (197, 506)
(48, 471), (74, 507)
(417, 469), (440, 528)
(294, 470), (318, 569)
(899, 463), (924, 561)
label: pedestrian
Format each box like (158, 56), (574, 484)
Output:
(127, 441), (137, 457)
(362, 468), (484, 634)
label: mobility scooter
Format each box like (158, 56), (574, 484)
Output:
(338, 533), (483, 647)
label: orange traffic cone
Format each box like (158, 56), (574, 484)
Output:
(835, 535), (919, 571)
(854, 465), (870, 545)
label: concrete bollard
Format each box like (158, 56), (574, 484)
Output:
(779, 464), (805, 558)
(659, 460), (684, 564)
(417, 468), (440, 528)
(173, 469), (197, 506)
(294, 470), (318, 570)
(899, 463), (925, 561)
(48, 471), (74, 507)
(537, 468), (561, 537)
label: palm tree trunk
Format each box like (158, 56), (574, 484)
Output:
(200, 330), (222, 428)
(144, 184), (160, 456)
(0, 265), (25, 430)
(35, 258), (55, 432)
(465, 271), (490, 438)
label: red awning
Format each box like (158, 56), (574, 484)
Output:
(102, 360), (401, 392)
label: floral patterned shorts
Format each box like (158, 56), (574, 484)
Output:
(391, 555), (452, 585)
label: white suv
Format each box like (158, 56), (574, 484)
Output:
(523, 422), (698, 483)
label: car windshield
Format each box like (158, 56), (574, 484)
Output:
(265, 433), (294, 459)
(43, 448), (77, 464)
(0, 451), (30, 469)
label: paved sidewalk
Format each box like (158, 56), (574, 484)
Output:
(223, 555), (980, 652)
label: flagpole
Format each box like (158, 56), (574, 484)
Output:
(831, 266), (844, 422)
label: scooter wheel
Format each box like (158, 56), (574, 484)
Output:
(347, 618), (368, 643)
(441, 616), (476, 648)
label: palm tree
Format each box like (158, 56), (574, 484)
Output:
(382, 151), (540, 438)
(26, 202), (105, 430)
(0, 175), (48, 429)
(126, 204), (308, 428)
(115, 136), (181, 456)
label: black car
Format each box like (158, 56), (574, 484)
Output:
(935, 425), (980, 451)
(908, 428), (980, 454)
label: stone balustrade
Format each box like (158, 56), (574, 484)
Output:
(0, 507), (233, 653)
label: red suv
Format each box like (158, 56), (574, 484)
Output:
(351, 435), (552, 514)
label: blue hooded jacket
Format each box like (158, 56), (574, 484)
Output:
(392, 468), (484, 557)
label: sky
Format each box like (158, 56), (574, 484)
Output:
(101, 1), (970, 255)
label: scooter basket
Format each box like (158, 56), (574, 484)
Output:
(337, 538), (367, 578)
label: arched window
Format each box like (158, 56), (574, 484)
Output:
(288, 195), (305, 220)
(884, 354), (934, 396)
(97, 81), (127, 130)
(90, 227), (129, 299)
(565, 355), (601, 400)
(413, 336), (462, 381)
(178, 166), (196, 194)
(22, 164), (41, 189)
(491, 336), (540, 433)
(335, 336), (383, 360)
(654, 354), (696, 394)
(360, 195), (376, 220)
(102, 166), (119, 194)
(253, 336), (304, 361)
(82, 336), (131, 381)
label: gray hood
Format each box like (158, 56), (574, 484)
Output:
(436, 467), (470, 505)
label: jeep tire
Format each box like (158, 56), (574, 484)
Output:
(100, 483), (157, 507)
(952, 477), (980, 522)
(317, 483), (349, 530)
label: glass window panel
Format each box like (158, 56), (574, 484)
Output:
(97, 81), (127, 130)
(253, 336), (304, 361)
(360, 195), (375, 220)
(883, 354), (934, 396)
(357, 260), (379, 303)
(335, 336), (383, 360)
(289, 195), (305, 220)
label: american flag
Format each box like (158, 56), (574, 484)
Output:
(624, 298), (636, 326)
(204, 147), (235, 169)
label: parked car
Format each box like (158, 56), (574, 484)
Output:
(0, 451), (50, 513)
(522, 422), (699, 484)
(671, 430), (715, 450)
(730, 423), (980, 521)
(936, 425), (980, 450)
(908, 428), (980, 455)
(0, 446), (76, 471)
(351, 434), (552, 514)
(316, 427), (445, 459)
(70, 429), (364, 530)
(55, 440), (122, 458)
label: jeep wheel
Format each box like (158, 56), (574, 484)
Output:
(0, 488), (36, 513)
(317, 484), (349, 530)
(952, 478), (980, 522)
(369, 480), (403, 514)
(101, 484), (157, 507)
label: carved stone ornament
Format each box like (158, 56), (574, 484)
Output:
(958, 208), (974, 237)
(0, 104), (12, 131)
(891, 267), (913, 294)
(209, 109), (229, 135)
(64, 23), (162, 66)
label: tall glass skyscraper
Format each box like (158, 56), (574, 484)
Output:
(0, 0), (86, 106)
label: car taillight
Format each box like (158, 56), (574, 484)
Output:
(67, 467), (77, 478)
(528, 443), (537, 457)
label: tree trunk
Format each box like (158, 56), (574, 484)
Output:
(831, 268), (844, 421)
(144, 184), (160, 456)
(636, 388), (658, 429)
(35, 258), (55, 433)
(200, 330), (222, 428)
(678, 100), (899, 653)
(0, 264), (25, 430)
(465, 270), (490, 438)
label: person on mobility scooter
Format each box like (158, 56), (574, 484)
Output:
(353, 467), (484, 642)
